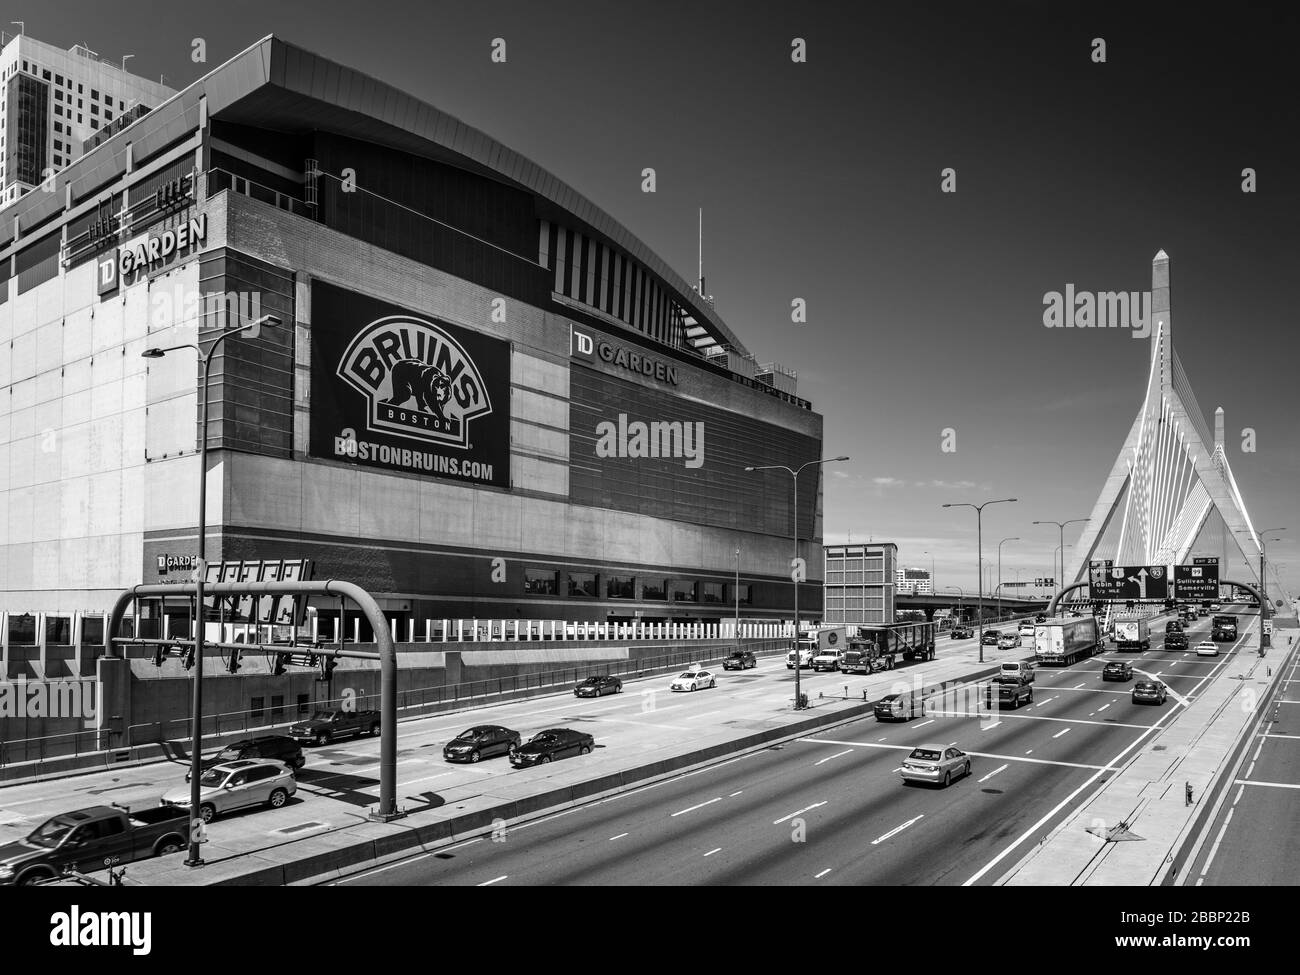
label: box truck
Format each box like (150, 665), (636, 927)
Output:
(1034, 617), (1101, 665)
(1113, 618), (1150, 651)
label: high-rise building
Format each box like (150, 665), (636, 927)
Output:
(0, 32), (173, 210)
(895, 566), (932, 595)
(824, 543), (896, 624)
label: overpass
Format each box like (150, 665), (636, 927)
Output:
(897, 591), (1051, 621)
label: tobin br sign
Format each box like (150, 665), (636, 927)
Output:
(1088, 560), (1169, 600)
(309, 281), (510, 488)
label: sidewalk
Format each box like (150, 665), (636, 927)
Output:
(116, 630), (1036, 886)
(1001, 619), (1285, 885)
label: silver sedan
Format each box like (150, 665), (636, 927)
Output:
(899, 744), (972, 787)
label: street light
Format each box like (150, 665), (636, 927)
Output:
(746, 455), (849, 709)
(1237, 527), (1286, 649)
(141, 312), (281, 866)
(997, 537), (1020, 620)
(1033, 518), (1088, 604)
(733, 548), (741, 643)
(943, 498), (1018, 661)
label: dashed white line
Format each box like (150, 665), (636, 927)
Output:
(479, 875), (508, 886)
(729, 790), (744, 797)
(1053, 728), (1071, 739)
(609, 832), (629, 841)
(978, 763), (1009, 783)
(872, 814), (924, 845)
(913, 719), (936, 729)
(814, 868), (832, 879)
(815, 749), (854, 766)
(703, 847), (722, 857)
(773, 801), (827, 825)
(672, 797), (722, 817)
(982, 721), (1002, 730)
(1098, 703), (1111, 712)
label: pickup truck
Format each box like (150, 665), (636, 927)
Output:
(985, 678), (1034, 709)
(289, 709), (381, 745)
(0, 805), (188, 886)
(811, 648), (842, 672)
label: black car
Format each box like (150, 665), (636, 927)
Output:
(1132, 681), (1168, 705)
(443, 725), (521, 763)
(1165, 620), (1183, 633)
(574, 675), (623, 698)
(1035, 615), (1048, 623)
(1102, 661), (1134, 682)
(950, 626), (972, 640)
(981, 630), (1001, 646)
(874, 692), (923, 721)
(723, 649), (757, 670)
(509, 729), (595, 767)
(1164, 633), (1189, 650)
(188, 735), (304, 780)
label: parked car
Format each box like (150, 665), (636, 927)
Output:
(1195, 641), (1219, 657)
(1164, 633), (1189, 650)
(874, 692), (924, 722)
(162, 760), (296, 823)
(998, 633), (1022, 649)
(950, 626), (972, 640)
(0, 805), (188, 887)
(1132, 680), (1168, 705)
(289, 709), (380, 746)
(443, 725), (521, 763)
(723, 649), (757, 670)
(188, 735), (304, 780)
(670, 669), (717, 692)
(1102, 661), (1134, 682)
(981, 629), (1002, 646)
(509, 729), (594, 767)
(899, 744), (972, 787)
(574, 675), (622, 698)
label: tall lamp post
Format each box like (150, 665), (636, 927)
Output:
(1238, 527), (1286, 649)
(1033, 518), (1088, 607)
(733, 548), (741, 642)
(746, 455), (849, 709)
(943, 499), (1017, 661)
(142, 313), (281, 867)
(997, 537), (1019, 621)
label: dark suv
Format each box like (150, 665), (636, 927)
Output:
(1164, 632), (1189, 650)
(981, 630), (1001, 646)
(189, 735), (304, 780)
(722, 649), (757, 670)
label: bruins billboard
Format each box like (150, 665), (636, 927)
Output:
(309, 281), (510, 488)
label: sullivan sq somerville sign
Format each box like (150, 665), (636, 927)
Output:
(309, 281), (510, 488)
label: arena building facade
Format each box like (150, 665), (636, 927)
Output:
(0, 35), (825, 633)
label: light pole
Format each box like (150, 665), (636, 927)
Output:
(943, 498), (1017, 661)
(746, 455), (849, 709)
(734, 547), (740, 642)
(1033, 518), (1088, 605)
(142, 313), (281, 867)
(997, 537), (1019, 620)
(941, 585), (965, 624)
(1238, 528), (1286, 649)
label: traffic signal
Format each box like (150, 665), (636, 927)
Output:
(272, 652), (288, 677)
(227, 649), (242, 674)
(153, 645), (165, 667)
(1126, 601), (1135, 611)
(183, 646), (196, 670)
(317, 655), (336, 682)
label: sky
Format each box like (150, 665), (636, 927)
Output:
(13, 0), (1298, 593)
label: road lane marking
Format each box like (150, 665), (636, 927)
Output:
(479, 875), (508, 886)
(815, 749), (854, 766)
(1262, 733), (1300, 740)
(913, 719), (936, 729)
(979, 764), (1009, 783)
(773, 801), (827, 825)
(872, 814), (924, 845)
(672, 797), (722, 817)
(924, 709), (1144, 730)
(1234, 779), (1300, 789)
(704, 847), (722, 857)
(1098, 703), (1111, 712)
(814, 868), (832, 879)
(795, 738), (1111, 771)
(982, 721), (1002, 730)
(729, 790), (743, 797)
(610, 833), (629, 841)
(1074, 683), (1087, 689)
(1053, 728), (1071, 739)
(1033, 696), (1058, 708)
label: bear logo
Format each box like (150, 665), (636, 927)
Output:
(383, 359), (452, 419)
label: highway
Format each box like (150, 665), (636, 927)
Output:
(336, 611), (1245, 886)
(1186, 621), (1300, 886)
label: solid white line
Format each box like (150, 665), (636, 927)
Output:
(479, 875), (508, 886)
(872, 814), (924, 845)
(671, 797), (722, 817)
(1234, 779), (1300, 789)
(1053, 728), (1071, 739)
(814, 868), (832, 879)
(815, 749), (854, 766)
(703, 847), (722, 857)
(773, 801), (827, 825)
(979, 763), (1009, 783)
(1262, 733), (1300, 740)
(610, 833), (628, 841)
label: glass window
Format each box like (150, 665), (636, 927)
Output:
(606, 576), (635, 599)
(250, 697), (265, 722)
(671, 579), (698, 602)
(700, 582), (724, 603)
(271, 695), (285, 722)
(296, 694), (311, 717)
(642, 579), (668, 601)
(524, 568), (559, 596)
(568, 572), (598, 598)
(734, 584), (753, 606)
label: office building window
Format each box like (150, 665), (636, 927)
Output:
(524, 568), (559, 596)
(732, 583), (753, 606)
(250, 697), (265, 722)
(700, 582), (724, 603)
(670, 579), (698, 602)
(606, 576), (635, 599)
(296, 694), (311, 717)
(271, 695), (285, 722)
(568, 572), (598, 598)
(643, 579), (668, 600)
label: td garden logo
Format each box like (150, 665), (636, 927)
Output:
(338, 315), (493, 448)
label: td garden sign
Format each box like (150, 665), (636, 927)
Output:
(97, 213), (208, 296)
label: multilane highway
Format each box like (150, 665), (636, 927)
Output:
(336, 610), (1253, 886)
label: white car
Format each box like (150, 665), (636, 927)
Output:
(1195, 640), (1219, 657)
(998, 634), (1021, 649)
(1018, 623), (1035, 640)
(161, 759), (297, 823)
(670, 669), (716, 692)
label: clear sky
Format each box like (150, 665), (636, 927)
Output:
(16, 1), (1297, 593)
